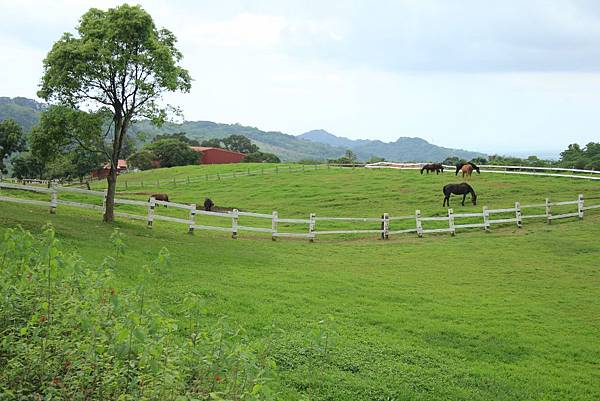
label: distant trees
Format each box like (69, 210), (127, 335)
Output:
(329, 149), (358, 164)
(243, 152), (281, 163)
(222, 135), (259, 154)
(200, 138), (223, 148)
(38, 4), (191, 221)
(0, 119), (26, 174)
(127, 149), (155, 171)
(146, 139), (199, 168)
(559, 142), (600, 170)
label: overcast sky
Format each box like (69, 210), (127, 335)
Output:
(1, 0), (600, 155)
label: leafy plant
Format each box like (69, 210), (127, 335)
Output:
(0, 226), (276, 400)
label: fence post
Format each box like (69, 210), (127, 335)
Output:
(157, 179), (160, 188)
(125, 180), (128, 190)
(188, 204), (196, 234)
(483, 206), (490, 231)
(308, 213), (316, 242)
(49, 190), (57, 214)
(382, 213), (389, 240)
(271, 211), (278, 241)
(187, 176), (190, 184)
(141, 180), (144, 188)
(448, 208), (455, 235)
(545, 198), (552, 224)
(515, 201), (522, 227)
(415, 209), (423, 237)
(231, 209), (239, 239)
(173, 177), (176, 186)
(578, 194), (584, 219)
(302, 165), (305, 173)
(147, 196), (155, 227)
(102, 193), (107, 215)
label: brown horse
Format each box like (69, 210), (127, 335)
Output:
(460, 164), (474, 178)
(149, 193), (169, 207)
(421, 163), (444, 175)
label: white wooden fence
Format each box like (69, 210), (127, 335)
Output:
(365, 162), (600, 181)
(1, 182), (599, 242)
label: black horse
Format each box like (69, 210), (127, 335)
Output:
(442, 183), (477, 207)
(455, 161), (480, 176)
(421, 163), (444, 175)
(203, 198), (215, 211)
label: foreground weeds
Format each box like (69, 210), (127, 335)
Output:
(0, 226), (276, 400)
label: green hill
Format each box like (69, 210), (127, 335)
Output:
(0, 97), (45, 132)
(1, 166), (599, 400)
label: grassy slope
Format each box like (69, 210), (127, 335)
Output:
(1, 167), (600, 400)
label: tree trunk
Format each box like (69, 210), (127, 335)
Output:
(103, 167), (117, 222)
(103, 113), (127, 222)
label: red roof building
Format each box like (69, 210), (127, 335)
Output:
(91, 159), (128, 179)
(191, 147), (246, 164)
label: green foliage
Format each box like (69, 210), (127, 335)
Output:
(243, 152), (281, 163)
(222, 135), (259, 154)
(10, 152), (45, 179)
(328, 149), (358, 164)
(146, 139), (199, 168)
(128, 149), (156, 171)
(0, 226), (276, 400)
(200, 138), (224, 148)
(0, 118), (26, 173)
(559, 142), (600, 170)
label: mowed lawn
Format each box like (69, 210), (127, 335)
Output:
(1, 167), (600, 400)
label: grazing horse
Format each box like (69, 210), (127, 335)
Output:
(442, 183), (477, 207)
(455, 161), (480, 176)
(461, 164), (474, 178)
(203, 198), (214, 211)
(149, 193), (169, 207)
(420, 163), (444, 175)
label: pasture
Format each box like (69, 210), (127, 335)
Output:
(1, 165), (600, 400)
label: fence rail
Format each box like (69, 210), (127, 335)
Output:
(1, 182), (598, 242)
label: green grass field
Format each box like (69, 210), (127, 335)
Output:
(1, 165), (600, 400)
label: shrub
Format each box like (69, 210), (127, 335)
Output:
(0, 226), (276, 400)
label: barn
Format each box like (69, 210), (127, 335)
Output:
(191, 147), (246, 164)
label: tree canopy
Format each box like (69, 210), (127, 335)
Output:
(38, 4), (191, 221)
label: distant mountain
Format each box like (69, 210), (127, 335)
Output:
(299, 129), (370, 149)
(1, 96), (486, 162)
(131, 121), (347, 161)
(0, 97), (45, 132)
(298, 129), (485, 162)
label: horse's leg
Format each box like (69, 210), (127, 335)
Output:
(462, 194), (466, 206)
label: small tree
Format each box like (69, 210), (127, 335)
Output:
(146, 139), (199, 168)
(222, 135), (259, 154)
(38, 4), (191, 221)
(0, 119), (26, 175)
(128, 149), (156, 170)
(200, 138), (223, 148)
(242, 151), (281, 163)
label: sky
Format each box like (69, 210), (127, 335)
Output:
(1, 0), (600, 156)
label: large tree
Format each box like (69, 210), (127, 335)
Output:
(0, 118), (26, 175)
(38, 4), (191, 221)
